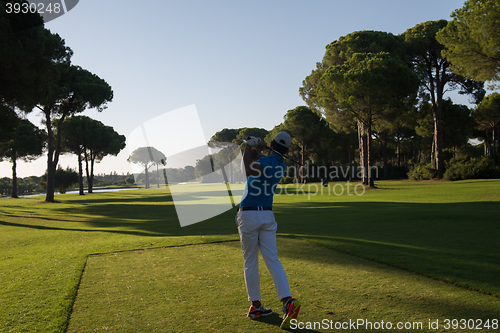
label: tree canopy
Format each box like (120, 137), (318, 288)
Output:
(128, 147), (166, 189)
(38, 64), (114, 202)
(0, 118), (46, 197)
(401, 20), (485, 178)
(0, 0), (72, 110)
(300, 30), (420, 186)
(0, 106), (19, 143)
(1, 2), (114, 201)
(282, 106), (330, 170)
(473, 92), (500, 156)
(319, 53), (419, 186)
(208, 127), (269, 148)
(436, 0), (500, 85)
(300, 30), (408, 114)
(61, 116), (125, 194)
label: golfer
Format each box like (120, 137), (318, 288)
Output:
(235, 131), (301, 329)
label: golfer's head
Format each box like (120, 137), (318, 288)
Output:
(271, 132), (291, 155)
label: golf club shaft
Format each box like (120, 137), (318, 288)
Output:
(266, 144), (328, 186)
(265, 145), (304, 167)
(244, 137), (304, 167)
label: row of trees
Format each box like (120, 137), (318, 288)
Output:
(6, 1), (495, 193)
(84, 1), (500, 190)
(1, 168), (81, 196)
(127, 144), (244, 187)
(298, 1), (500, 187)
(0, 0), (125, 199)
(299, 20), (489, 187)
(61, 116), (125, 195)
(0, 118), (46, 197)
(0, 176), (42, 196)
(207, 2), (499, 187)
(0, 169), (136, 197)
(0, 115), (126, 198)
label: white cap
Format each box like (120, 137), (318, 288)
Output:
(273, 132), (291, 148)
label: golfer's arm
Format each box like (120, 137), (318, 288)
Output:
(242, 144), (263, 177)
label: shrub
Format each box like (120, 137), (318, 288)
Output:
(444, 156), (500, 181)
(407, 163), (437, 180)
(40, 167), (79, 194)
(125, 176), (135, 185)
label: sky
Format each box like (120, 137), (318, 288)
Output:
(1, 0), (474, 178)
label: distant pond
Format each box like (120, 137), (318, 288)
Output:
(2, 187), (140, 199)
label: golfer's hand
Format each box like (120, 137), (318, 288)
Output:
(246, 136), (261, 147)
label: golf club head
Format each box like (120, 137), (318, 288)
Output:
(322, 178), (329, 187)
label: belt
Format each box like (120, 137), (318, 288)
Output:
(238, 206), (272, 211)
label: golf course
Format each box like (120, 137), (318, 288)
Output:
(1, 179), (499, 332)
(3, 0), (500, 331)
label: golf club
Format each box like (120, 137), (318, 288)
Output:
(244, 137), (304, 167)
(264, 144), (305, 167)
(244, 137), (331, 186)
(244, 137), (329, 187)
(266, 143), (329, 186)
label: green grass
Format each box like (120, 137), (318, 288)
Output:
(274, 180), (500, 297)
(67, 239), (500, 333)
(0, 189), (238, 333)
(1, 180), (499, 332)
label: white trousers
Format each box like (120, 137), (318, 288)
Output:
(235, 210), (291, 302)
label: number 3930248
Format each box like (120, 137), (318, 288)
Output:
(443, 318), (498, 330)
(5, 2), (61, 14)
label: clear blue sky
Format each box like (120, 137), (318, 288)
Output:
(2, 0), (472, 177)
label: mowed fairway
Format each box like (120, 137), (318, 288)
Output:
(68, 239), (500, 333)
(1, 180), (500, 332)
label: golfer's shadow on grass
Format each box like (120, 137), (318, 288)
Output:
(255, 313), (321, 332)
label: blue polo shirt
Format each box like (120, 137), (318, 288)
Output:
(240, 153), (285, 207)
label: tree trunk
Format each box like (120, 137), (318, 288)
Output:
(78, 152), (85, 195)
(144, 163), (149, 189)
(367, 118), (374, 188)
(301, 140), (306, 183)
(493, 125), (497, 156)
(431, 135), (436, 167)
(358, 121), (368, 185)
(156, 164), (160, 188)
(89, 152), (95, 193)
(11, 154), (18, 198)
(44, 106), (69, 202)
(44, 107), (56, 202)
(348, 148), (353, 182)
(396, 135), (401, 167)
(430, 62), (446, 179)
(433, 109), (444, 178)
(84, 150), (92, 193)
(484, 132), (491, 156)
(46, 158), (56, 201)
(414, 138), (419, 164)
(358, 121), (363, 183)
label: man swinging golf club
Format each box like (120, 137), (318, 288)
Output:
(236, 131), (301, 329)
